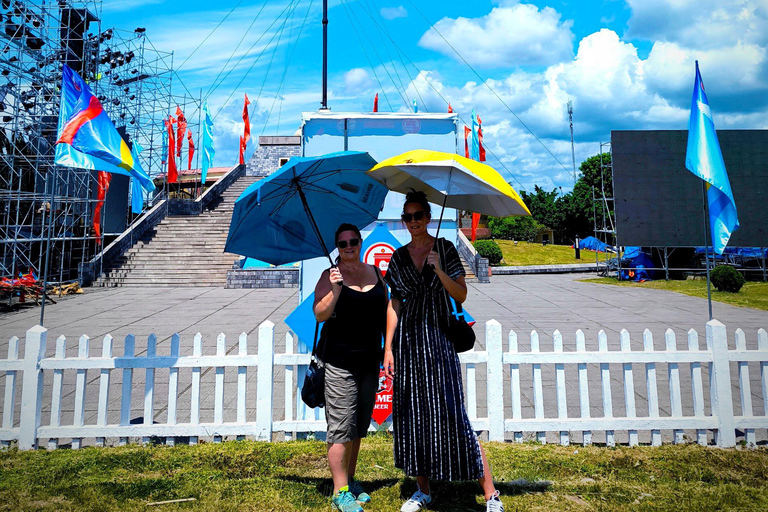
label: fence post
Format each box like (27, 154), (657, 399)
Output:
(707, 320), (736, 448)
(486, 320), (504, 442)
(256, 321), (275, 441)
(19, 326), (47, 450)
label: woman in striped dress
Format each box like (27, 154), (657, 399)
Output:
(383, 191), (504, 512)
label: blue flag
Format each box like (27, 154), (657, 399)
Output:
(470, 109), (480, 161)
(685, 61), (739, 255)
(412, 99), (418, 113)
(55, 65), (155, 192)
(202, 100), (215, 185)
(130, 141), (145, 214)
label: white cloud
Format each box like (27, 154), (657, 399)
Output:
(343, 68), (376, 93)
(380, 6), (408, 20)
(418, 2), (574, 67)
(626, 0), (768, 49)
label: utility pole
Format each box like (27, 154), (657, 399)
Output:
(321, 0), (328, 110)
(568, 100), (576, 186)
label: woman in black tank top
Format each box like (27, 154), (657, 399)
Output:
(314, 223), (388, 512)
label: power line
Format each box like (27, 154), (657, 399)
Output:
(403, 0), (570, 172)
(262, 0), (315, 135)
(205, 0), (271, 102)
(176, 0), (247, 72)
(212, 0), (302, 120)
(351, 2), (527, 189)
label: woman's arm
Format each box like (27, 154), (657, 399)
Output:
(383, 297), (400, 378)
(313, 267), (343, 322)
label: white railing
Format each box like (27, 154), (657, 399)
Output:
(1, 320), (766, 450)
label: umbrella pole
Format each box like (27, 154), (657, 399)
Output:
(296, 182), (335, 267)
(433, 195), (448, 245)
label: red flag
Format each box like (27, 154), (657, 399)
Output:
(239, 135), (245, 165)
(464, 125), (471, 158)
(471, 213), (481, 243)
(175, 106), (186, 158)
(477, 114), (486, 162)
(242, 93), (251, 144)
(187, 130), (195, 170)
(448, 103), (453, 113)
(373, 93), (378, 113)
(166, 115), (178, 183)
(93, 170), (112, 239)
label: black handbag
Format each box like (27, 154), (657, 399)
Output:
(301, 322), (326, 408)
(436, 239), (476, 353)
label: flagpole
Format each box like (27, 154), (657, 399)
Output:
(39, 167), (56, 326)
(701, 181), (713, 321)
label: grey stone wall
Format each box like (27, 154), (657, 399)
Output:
(226, 268), (299, 288)
(246, 136), (301, 177)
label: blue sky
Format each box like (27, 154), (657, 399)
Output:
(100, 0), (768, 192)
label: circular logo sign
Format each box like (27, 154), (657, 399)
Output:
(364, 242), (395, 275)
(402, 118), (421, 134)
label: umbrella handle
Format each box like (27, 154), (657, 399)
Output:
(296, 181), (336, 267)
(429, 195), (449, 267)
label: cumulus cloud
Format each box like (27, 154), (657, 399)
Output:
(418, 1), (574, 68)
(380, 6), (407, 20)
(626, 0), (768, 49)
(343, 68), (376, 93)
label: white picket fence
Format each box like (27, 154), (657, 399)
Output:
(1, 319), (767, 450)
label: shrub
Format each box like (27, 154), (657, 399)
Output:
(710, 265), (745, 293)
(474, 239), (503, 265)
(489, 216), (545, 242)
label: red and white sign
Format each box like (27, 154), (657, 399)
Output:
(372, 369), (393, 425)
(364, 242), (395, 275)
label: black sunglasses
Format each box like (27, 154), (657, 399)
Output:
(401, 211), (426, 223)
(336, 238), (360, 249)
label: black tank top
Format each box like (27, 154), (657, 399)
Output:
(318, 267), (387, 375)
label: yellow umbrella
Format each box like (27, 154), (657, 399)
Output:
(369, 149), (530, 218)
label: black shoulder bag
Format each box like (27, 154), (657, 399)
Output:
(301, 321), (326, 408)
(436, 239), (476, 353)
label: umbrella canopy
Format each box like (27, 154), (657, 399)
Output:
(368, 149), (530, 217)
(225, 151), (388, 265)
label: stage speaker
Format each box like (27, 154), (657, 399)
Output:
(59, 8), (98, 76)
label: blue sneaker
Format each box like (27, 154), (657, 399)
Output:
(349, 479), (371, 503)
(332, 489), (363, 512)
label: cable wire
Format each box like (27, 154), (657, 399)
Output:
(403, 0), (569, 171)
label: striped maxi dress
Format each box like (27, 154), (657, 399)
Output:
(384, 238), (483, 481)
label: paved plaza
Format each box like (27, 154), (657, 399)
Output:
(1, 274), (767, 445)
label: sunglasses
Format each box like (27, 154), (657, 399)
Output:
(401, 211), (426, 223)
(336, 238), (360, 249)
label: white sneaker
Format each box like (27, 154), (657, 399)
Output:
(486, 490), (504, 512)
(400, 489), (432, 512)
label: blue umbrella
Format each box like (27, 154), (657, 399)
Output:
(225, 151), (388, 265)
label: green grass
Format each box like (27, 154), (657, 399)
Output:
(582, 277), (768, 312)
(494, 240), (603, 266)
(2, 437), (768, 511)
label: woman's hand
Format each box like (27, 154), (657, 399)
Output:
(383, 349), (395, 379)
(329, 266), (343, 287)
(426, 249), (441, 270)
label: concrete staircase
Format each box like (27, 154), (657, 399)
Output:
(97, 176), (261, 287)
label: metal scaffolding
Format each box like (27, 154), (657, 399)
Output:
(0, 1), (197, 287)
(593, 141), (618, 274)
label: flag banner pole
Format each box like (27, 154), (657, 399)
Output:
(701, 181), (714, 321)
(39, 167), (57, 326)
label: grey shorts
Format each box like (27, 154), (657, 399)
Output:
(323, 362), (378, 444)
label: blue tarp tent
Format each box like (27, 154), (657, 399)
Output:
(579, 236), (611, 252)
(620, 246), (656, 281)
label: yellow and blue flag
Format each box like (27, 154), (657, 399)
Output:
(55, 65), (155, 192)
(685, 61), (739, 255)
